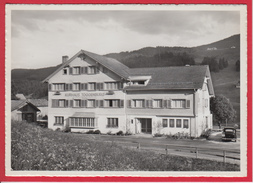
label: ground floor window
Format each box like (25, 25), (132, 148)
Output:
(169, 119), (175, 127)
(70, 117), (95, 127)
(183, 119), (189, 128)
(176, 119), (182, 128)
(55, 116), (64, 125)
(162, 119), (168, 127)
(107, 118), (118, 128)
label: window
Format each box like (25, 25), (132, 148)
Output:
(53, 83), (65, 91)
(87, 100), (95, 108)
(73, 100), (81, 108)
(88, 83), (96, 90)
(55, 116), (64, 125)
(176, 119), (182, 128)
(153, 99), (162, 108)
(169, 119), (175, 127)
(162, 119), (168, 128)
(205, 99), (208, 108)
(104, 99), (120, 108)
(132, 80), (145, 85)
(73, 83), (80, 91)
(70, 118), (95, 127)
(72, 67), (80, 75)
(183, 119), (189, 128)
(107, 118), (118, 128)
(105, 82), (118, 90)
(172, 99), (186, 108)
(132, 99), (145, 108)
(88, 66), (96, 74)
(63, 68), (67, 75)
(58, 100), (65, 107)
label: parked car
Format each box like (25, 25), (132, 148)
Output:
(222, 127), (237, 142)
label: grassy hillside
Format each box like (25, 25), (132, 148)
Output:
(11, 120), (239, 171)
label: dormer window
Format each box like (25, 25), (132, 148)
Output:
(132, 81), (145, 85)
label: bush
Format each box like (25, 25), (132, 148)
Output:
(62, 125), (71, 133)
(201, 129), (212, 139)
(86, 130), (94, 134)
(107, 131), (112, 135)
(93, 130), (101, 134)
(153, 133), (163, 137)
(116, 131), (124, 136)
(125, 131), (132, 136)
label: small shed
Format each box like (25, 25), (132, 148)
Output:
(11, 100), (40, 122)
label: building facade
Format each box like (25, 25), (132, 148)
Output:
(43, 50), (215, 137)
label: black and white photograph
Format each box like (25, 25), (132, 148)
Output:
(6, 4), (248, 177)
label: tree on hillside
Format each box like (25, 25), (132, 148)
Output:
(202, 57), (219, 72)
(210, 95), (236, 127)
(235, 60), (240, 72)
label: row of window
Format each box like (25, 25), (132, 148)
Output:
(52, 99), (191, 109)
(55, 116), (118, 128)
(63, 66), (103, 75)
(129, 99), (190, 109)
(52, 99), (124, 108)
(162, 118), (189, 129)
(50, 82), (122, 91)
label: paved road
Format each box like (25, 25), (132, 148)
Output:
(79, 133), (240, 164)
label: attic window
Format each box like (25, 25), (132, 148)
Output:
(131, 80), (146, 86)
(63, 68), (67, 75)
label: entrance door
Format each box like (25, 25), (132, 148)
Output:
(139, 118), (152, 134)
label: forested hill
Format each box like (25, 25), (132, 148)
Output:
(11, 34), (240, 100)
(105, 34), (240, 67)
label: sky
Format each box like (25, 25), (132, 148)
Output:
(10, 8), (240, 69)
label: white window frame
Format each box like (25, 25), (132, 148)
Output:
(132, 99), (144, 108)
(58, 100), (65, 107)
(104, 99), (119, 108)
(171, 99), (186, 108)
(53, 83), (65, 91)
(73, 99), (81, 108)
(153, 99), (162, 108)
(70, 117), (95, 128)
(88, 83), (96, 91)
(88, 66), (96, 74)
(107, 118), (119, 128)
(55, 116), (64, 125)
(87, 99), (95, 108)
(73, 83), (80, 91)
(105, 82), (118, 90)
(72, 67), (81, 75)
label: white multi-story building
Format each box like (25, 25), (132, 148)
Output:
(43, 50), (214, 137)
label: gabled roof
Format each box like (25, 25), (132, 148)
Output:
(42, 50), (130, 82)
(11, 100), (40, 112)
(27, 99), (48, 107)
(42, 50), (214, 94)
(125, 65), (214, 95)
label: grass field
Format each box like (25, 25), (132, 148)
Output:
(11, 121), (239, 171)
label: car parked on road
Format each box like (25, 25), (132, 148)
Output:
(222, 127), (237, 142)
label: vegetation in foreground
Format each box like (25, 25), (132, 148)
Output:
(11, 121), (239, 171)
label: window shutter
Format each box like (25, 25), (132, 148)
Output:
(167, 100), (171, 108)
(65, 84), (68, 91)
(69, 84), (73, 90)
(84, 83), (88, 90)
(52, 99), (58, 107)
(100, 100), (104, 108)
(81, 83), (86, 90)
(65, 100), (68, 107)
(81, 67), (86, 74)
(95, 100), (99, 108)
(100, 83), (104, 90)
(96, 83), (100, 90)
(69, 67), (73, 75)
(49, 84), (52, 91)
(149, 100), (153, 108)
(120, 100), (124, 108)
(163, 100), (167, 108)
(84, 100), (87, 108)
(94, 82), (97, 90)
(186, 100), (190, 108)
(69, 100), (73, 107)
(96, 67), (100, 74)
(143, 99), (146, 108)
(128, 100), (132, 108)
(145, 100), (149, 108)
(84, 67), (88, 74)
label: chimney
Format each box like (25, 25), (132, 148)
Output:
(62, 55), (69, 63)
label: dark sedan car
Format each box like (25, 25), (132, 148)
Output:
(222, 127), (237, 142)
